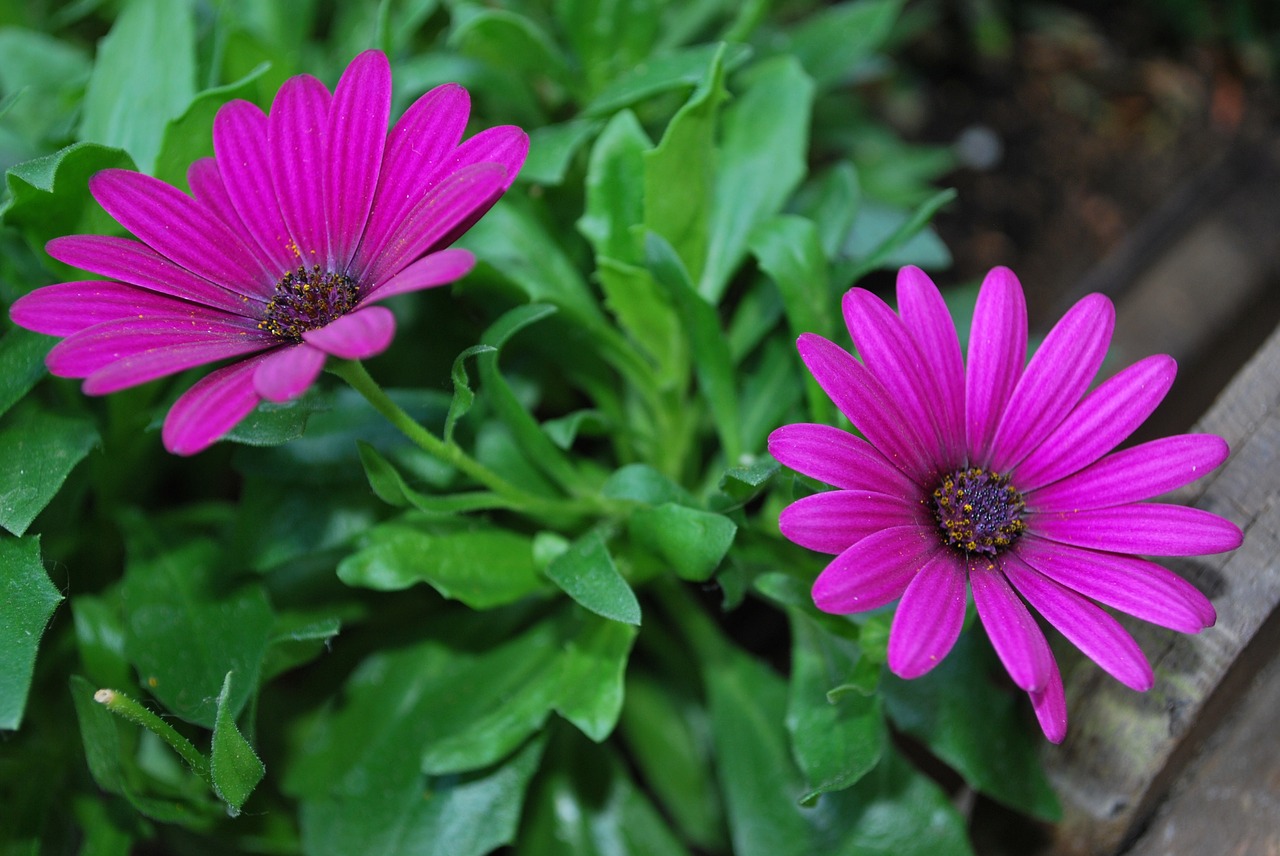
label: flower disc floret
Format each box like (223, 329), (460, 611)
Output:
(259, 266), (360, 340)
(931, 468), (1026, 556)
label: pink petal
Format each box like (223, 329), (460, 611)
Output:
(301, 306), (395, 359)
(162, 354), (269, 455)
(186, 158), (270, 273)
(82, 335), (273, 395)
(1029, 658), (1067, 743)
(812, 525), (942, 613)
(253, 342), (327, 402)
(212, 100), (299, 273)
(897, 266), (966, 464)
(969, 561), (1052, 691)
(1003, 552), (1153, 691)
(357, 83), (471, 269)
(46, 235), (261, 315)
(843, 288), (956, 469)
(1014, 535), (1215, 632)
(767, 422), (922, 500)
(47, 315), (266, 378)
(1031, 503), (1243, 556)
(268, 74), (333, 267)
(89, 170), (271, 296)
(325, 50), (391, 269)
(1013, 355), (1176, 490)
(421, 126), (529, 252)
(1028, 434), (1230, 511)
(965, 267), (1027, 465)
(796, 333), (937, 484)
(779, 490), (925, 554)
(362, 162), (509, 286)
(886, 552), (968, 678)
(363, 248), (475, 303)
(989, 293), (1114, 472)
(10, 281), (193, 337)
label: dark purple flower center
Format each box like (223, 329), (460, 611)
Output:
(258, 265), (360, 341)
(930, 467), (1026, 556)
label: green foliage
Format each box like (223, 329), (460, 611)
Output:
(0, 0), (1060, 853)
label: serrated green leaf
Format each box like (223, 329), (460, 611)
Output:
(445, 344), (495, 443)
(882, 628), (1061, 821)
(0, 328), (49, 421)
(0, 405), (98, 537)
(1, 142), (136, 247)
(337, 523), (547, 610)
(544, 531), (641, 625)
(119, 522), (273, 729)
(79, 0), (196, 172)
(700, 55), (814, 303)
(221, 392), (325, 447)
(0, 535), (61, 729)
(786, 610), (885, 804)
(210, 672), (264, 815)
(630, 503), (736, 582)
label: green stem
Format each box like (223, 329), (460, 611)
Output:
(94, 689), (213, 788)
(329, 359), (609, 521)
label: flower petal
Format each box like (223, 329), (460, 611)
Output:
(363, 248), (475, 303)
(779, 490), (924, 554)
(796, 333), (937, 483)
(897, 266), (966, 463)
(1029, 658), (1067, 744)
(325, 50), (391, 269)
(45, 235), (260, 315)
(82, 335), (272, 395)
(212, 99), (299, 273)
(89, 170), (271, 296)
(1015, 535), (1215, 632)
(970, 561), (1052, 691)
(268, 73), (332, 266)
(362, 162), (509, 286)
(1003, 552), (1153, 691)
(10, 281), (192, 337)
(1028, 434), (1230, 511)
(812, 525), (942, 613)
(1013, 355), (1176, 490)
(301, 305), (395, 359)
(965, 267), (1027, 464)
(843, 288), (956, 469)
(767, 422), (922, 500)
(423, 125), (529, 251)
(253, 342), (327, 402)
(162, 355), (269, 455)
(989, 293), (1114, 472)
(1031, 503), (1242, 556)
(47, 315), (265, 379)
(886, 552), (967, 679)
(186, 158), (273, 277)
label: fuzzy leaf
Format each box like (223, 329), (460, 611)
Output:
(210, 672), (265, 815)
(630, 503), (736, 582)
(0, 535), (62, 729)
(544, 531), (641, 625)
(0, 405), (98, 537)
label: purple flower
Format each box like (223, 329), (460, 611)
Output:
(768, 266), (1242, 742)
(10, 50), (527, 455)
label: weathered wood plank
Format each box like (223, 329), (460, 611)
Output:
(1045, 319), (1280, 855)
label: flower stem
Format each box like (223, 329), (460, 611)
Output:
(94, 688), (213, 788)
(329, 359), (607, 521)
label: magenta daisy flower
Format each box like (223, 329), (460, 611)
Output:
(768, 266), (1242, 742)
(9, 50), (527, 455)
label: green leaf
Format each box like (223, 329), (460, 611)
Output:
(153, 62), (271, 189)
(544, 531), (641, 625)
(119, 522), (274, 729)
(882, 628), (1061, 821)
(601, 463), (691, 506)
(337, 523), (548, 610)
(836, 191), (957, 286)
(542, 409), (607, 450)
(645, 232), (741, 462)
(554, 612), (637, 741)
(557, 0), (660, 95)
(629, 503), (736, 582)
(444, 344), (495, 443)
(642, 43), (727, 286)
(0, 536), (62, 729)
(783, 0), (903, 89)
(261, 612), (342, 682)
(0, 28), (90, 154)
(583, 42), (751, 116)
(579, 109), (651, 263)
(522, 118), (603, 185)
(0, 405), (98, 537)
(221, 392), (326, 447)
(71, 593), (132, 691)
(355, 442), (512, 515)
(210, 672), (264, 815)
(450, 5), (570, 90)
(786, 610), (885, 804)
(793, 161), (861, 260)
(1, 142), (136, 247)
(700, 55), (815, 303)
(0, 328), (49, 424)
(79, 0), (197, 172)
(300, 728), (545, 856)
(517, 730), (692, 856)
